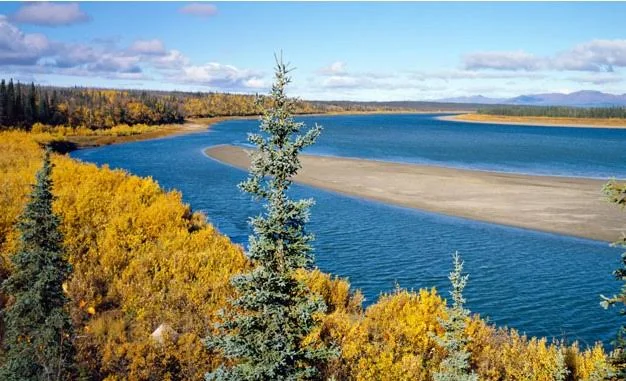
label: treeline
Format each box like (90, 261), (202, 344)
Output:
(478, 105), (626, 119)
(0, 78), (484, 132)
(0, 79), (184, 130)
(0, 79), (386, 131)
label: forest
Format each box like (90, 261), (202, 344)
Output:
(477, 105), (626, 119)
(0, 78), (487, 132)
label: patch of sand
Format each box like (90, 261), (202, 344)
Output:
(440, 114), (626, 129)
(206, 145), (625, 242)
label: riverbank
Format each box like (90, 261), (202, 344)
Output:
(60, 116), (249, 150)
(440, 113), (626, 129)
(61, 110), (473, 151)
(205, 145), (624, 242)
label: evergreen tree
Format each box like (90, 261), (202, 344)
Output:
(0, 149), (76, 380)
(6, 79), (14, 126)
(206, 57), (336, 380)
(0, 79), (6, 126)
(26, 82), (37, 126)
(14, 82), (24, 127)
(432, 252), (478, 381)
(38, 92), (50, 125)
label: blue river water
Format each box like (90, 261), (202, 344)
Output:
(71, 113), (626, 347)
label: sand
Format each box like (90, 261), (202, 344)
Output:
(205, 145), (625, 242)
(439, 114), (626, 129)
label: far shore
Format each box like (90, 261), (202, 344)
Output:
(205, 145), (625, 242)
(62, 110), (471, 151)
(440, 113), (626, 129)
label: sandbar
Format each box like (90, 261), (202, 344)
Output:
(205, 145), (625, 242)
(439, 114), (626, 129)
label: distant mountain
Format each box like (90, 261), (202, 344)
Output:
(438, 90), (626, 107)
(436, 95), (506, 105)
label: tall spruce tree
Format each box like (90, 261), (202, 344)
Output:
(205, 57), (336, 380)
(0, 149), (76, 380)
(26, 82), (37, 126)
(0, 79), (6, 126)
(432, 252), (478, 381)
(6, 79), (15, 126)
(14, 82), (24, 128)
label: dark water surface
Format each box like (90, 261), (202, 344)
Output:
(71, 113), (626, 347)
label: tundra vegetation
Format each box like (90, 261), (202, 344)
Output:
(0, 61), (623, 380)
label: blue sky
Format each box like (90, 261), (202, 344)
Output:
(1, 2), (625, 101)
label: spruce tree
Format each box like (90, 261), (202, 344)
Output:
(26, 82), (37, 126)
(432, 252), (478, 381)
(38, 93), (50, 125)
(0, 79), (6, 126)
(14, 82), (24, 128)
(0, 149), (76, 380)
(6, 79), (14, 126)
(206, 57), (336, 380)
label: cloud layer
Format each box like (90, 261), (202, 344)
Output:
(0, 16), (262, 91)
(179, 3), (218, 18)
(12, 2), (90, 26)
(179, 63), (264, 89)
(463, 39), (626, 73)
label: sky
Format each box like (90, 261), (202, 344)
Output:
(1, 1), (625, 101)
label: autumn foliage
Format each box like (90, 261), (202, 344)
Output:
(0, 131), (616, 380)
(0, 79), (416, 132)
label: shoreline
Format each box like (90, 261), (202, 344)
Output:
(61, 110), (471, 152)
(439, 114), (626, 129)
(205, 145), (625, 242)
(61, 116), (254, 151)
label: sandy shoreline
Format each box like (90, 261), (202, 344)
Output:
(205, 145), (625, 242)
(64, 111), (471, 151)
(439, 114), (626, 129)
(62, 116), (254, 150)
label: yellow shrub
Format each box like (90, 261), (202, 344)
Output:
(324, 288), (447, 381)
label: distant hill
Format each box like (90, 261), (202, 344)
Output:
(435, 95), (507, 105)
(309, 100), (487, 112)
(438, 90), (626, 107)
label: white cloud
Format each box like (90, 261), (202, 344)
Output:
(553, 39), (626, 72)
(0, 17), (265, 90)
(464, 39), (626, 73)
(179, 3), (218, 18)
(12, 2), (90, 27)
(567, 72), (624, 85)
(321, 75), (371, 89)
(463, 51), (543, 71)
(150, 49), (190, 69)
(179, 63), (264, 90)
(0, 16), (51, 65)
(317, 61), (347, 76)
(129, 39), (166, 55)
(413, 69), (546, 81)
